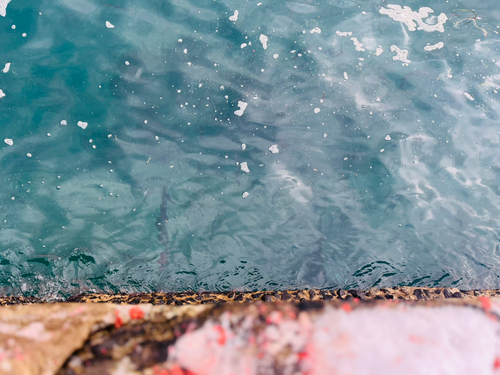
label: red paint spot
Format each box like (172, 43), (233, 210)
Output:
(214, 325), (226, 345)
(297, 351), (308, 360)
(341, 303), (352, 312)
(100, 348), (108, 354)
(353, 298), (360, 303)
(409, 335), (425, 344)
(129, 306), (145, 320)
(494, 357), (500, 369)
(171, 366), (184, 375)
(114, 310), (123, 329)
(480, 296), (491, 311)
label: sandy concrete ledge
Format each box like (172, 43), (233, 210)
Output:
(0, 297), (500, 374)
(1, 287), (498, 306)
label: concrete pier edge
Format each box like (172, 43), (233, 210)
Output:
(1, 288), (500, 374)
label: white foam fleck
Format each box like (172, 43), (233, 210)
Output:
(390, 45), (411, 66)
(241, 143), (246, 151)
(379, 5), (447, 33)
(464, 92), (474, 101)
(2, 63), (10, 73)
(0, 89), (5, 99)
(310, 27), (321, 34)
(351, 37), (365, 52)
(343, 72), (349, 80)
(234, 101), (248, 116)
(27, 153), (32, 157)
(385, 135), (391, 141)
(229, 10), (238, 22)
(0, 0), (11, 17)
(242, 191), (249, 199)
(125, 61), (130, 65)
(22, 32), (26, 37)
(77, 121), (88, 129)
(259, 34), (268, 50)
(268, 144), (279, 154)
(336, 31), (352, 37)
(273, 54), (279, 59)
(241, 43), (247, 49)
(105, 21), (115, 29)
(60, 120), (67, 125)
(314, 108), (321, 114)
(240, 162), (250, 173)
(375, 46), (384, 56)
(424, 41), (444, 51)
(4, 138), (13, 146)
(183, 48), (187, 54)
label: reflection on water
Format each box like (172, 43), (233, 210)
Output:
(1, 0), (500, 297)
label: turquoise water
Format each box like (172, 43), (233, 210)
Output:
(1, 0), (500, 297)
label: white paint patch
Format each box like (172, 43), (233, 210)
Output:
(229, 10), (238, 22)
(424, 42), (444, 51)
(241, 143), (246, 151)
(385, 135), (391, 141)
(343, 72), (349, 80)
(314, 108), (321, 114)
(273, 54), (279, 59)
(336, 31), (352, 37)
(464, 92), (474, 101)
(0, 89), (5, 99)
(77, 121), (88, 129)
(242, 191), (249, 199)
(105, 21), (115, 29)
(60, 120), (67, 125)
(4, 138), (13, 146)
(375, 46), (384, 56)
(310, 27), (321, 34)
(240, 162), (250, 173)
(351, 37), (365, 52)
(379, 5), (447, 33)
(2, 63), (10, 73)
(241, 43), (247, 49)
(0, 0), (12, 17)
(268, 144), (279, 154)
(234, 101), (248, 116)
(259, 34), (268, 50)
(390, 45), (411, 65)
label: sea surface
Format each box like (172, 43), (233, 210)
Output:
(1, 0), (500, 297)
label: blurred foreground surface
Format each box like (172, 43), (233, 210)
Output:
(0, 296), (499, 374)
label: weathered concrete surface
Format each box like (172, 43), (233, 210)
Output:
(0, 298), (499, 374)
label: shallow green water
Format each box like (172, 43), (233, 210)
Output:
(1, 0), (500, 297)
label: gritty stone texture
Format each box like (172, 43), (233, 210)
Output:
(62, 287), (500, 305)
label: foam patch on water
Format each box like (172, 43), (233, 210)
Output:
(379, 5), (447, 33)
(4, 138), (13, 146)
(424, 42), (444, 51)
(259, 34), (268, 50)
(240, 162), (250, 173)
(234, 101), (248, 116)
(0, 89), (5, 99)
(351, 37), (364, 52)
(77, 121), (88, 129)
(268, 145), (279, 154)
(2, 63), (10, 73)
(0, 0), (12, 17)
(390, 45), (411, 66)
(229, 10), (238, 22)
(105, 21), (115, 29)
